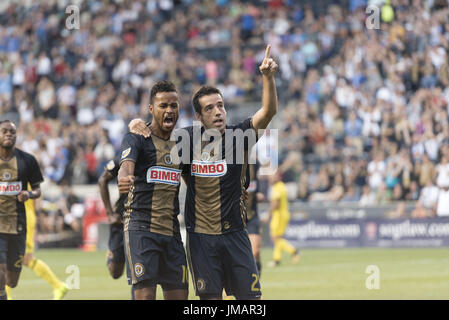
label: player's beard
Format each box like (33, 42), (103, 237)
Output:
(0, 139), (15, 149)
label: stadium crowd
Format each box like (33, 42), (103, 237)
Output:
(1, 0), (449, 232)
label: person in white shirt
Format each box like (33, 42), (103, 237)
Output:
(367, 152), (386, 191)
(436, 155), (449, 188)
(436, 184), (449, 217)
(419, 180), (439, 211)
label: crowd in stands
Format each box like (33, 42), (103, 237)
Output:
(1, 0), (449, 231)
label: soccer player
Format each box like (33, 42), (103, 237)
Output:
(118, 81), (188, 300)
(0, 120), (44, 300)
(98, 156), (126, 280)
(263, 170), (300, 267)
(5, 186), (69, 300)
(128, 45), (278, 300)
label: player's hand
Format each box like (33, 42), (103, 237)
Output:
(109, 212), (123, 225)
(129, 118), (151, 138)
(256, 192), (265, 202)
(17, 191), (30, 202)
(259, 45), (278, 77)
(118, 175), (135, 194)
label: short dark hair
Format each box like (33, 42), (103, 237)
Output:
(0, 119), (15, 126)
(150, 80), (177, 104)
(192, 86), (223, 115)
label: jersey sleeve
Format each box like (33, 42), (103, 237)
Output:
(105, 156), (120, 179)
(26, 154), (44, 187)
(119, 133), (142, 165)
(234, 117), (259, 152)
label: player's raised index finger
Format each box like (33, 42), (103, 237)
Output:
(264, 45), (271, 60)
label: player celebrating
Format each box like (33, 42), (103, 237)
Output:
(0, 120), (44, 300)
(128, 45), (278, 300)
(263, 170), (300, 267)
(118, 81), (188, 300)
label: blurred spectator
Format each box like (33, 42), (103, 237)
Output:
(436, 184), (449, 217)
(359, 185), (376, 206)
(58, 184), (84, 233)
(411, 201), (429, 219)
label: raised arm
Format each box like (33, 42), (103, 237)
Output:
(252, 45), (279, 131)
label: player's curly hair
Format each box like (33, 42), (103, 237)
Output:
(150, 80), (177, 104)
(192, 86), (223, 115)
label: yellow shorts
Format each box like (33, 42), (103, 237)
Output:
(270, 218), (288, 237)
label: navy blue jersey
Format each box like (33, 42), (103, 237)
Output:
(0, 148), (43, 235)
(119, 133), (183, 236)
(245, 162), (259, 221)
(182, 118), (259, 235)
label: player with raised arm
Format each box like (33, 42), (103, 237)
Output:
(0, 120), (44, 300)
(117, 81), (188, 300)
(127, 45), (278, 300)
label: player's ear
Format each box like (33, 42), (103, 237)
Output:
(195, 112), (201, 120)
(149, 104), (154, 114)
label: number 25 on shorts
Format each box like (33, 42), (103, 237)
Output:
(251, 273), (260, 292)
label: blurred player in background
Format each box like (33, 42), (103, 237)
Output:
(98, 156), (126, 280)
(118, 81), (188, 300)
(263, 170), (300, 267)
(245, 161), (264, 276)
(99, 156), (136, 299)
(0, 120), (43, 300)
(5, 186), (68, 300)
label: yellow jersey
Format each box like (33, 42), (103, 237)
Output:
(270, 181), (290, 237)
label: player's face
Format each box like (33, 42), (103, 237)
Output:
(0, 122), (17, 149)
(196, 93), (227, 134)
(149, 91), (179, 133)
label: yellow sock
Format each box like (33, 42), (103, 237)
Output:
(28, 258), (63, 290)
(273, 240), (283, 262)
(279, 238), (296, 255)
(273, 239), (296, 261)
(5, 285), (12, 299)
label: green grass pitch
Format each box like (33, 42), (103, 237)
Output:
(7, 247), (449, 300)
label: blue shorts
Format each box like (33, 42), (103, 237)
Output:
(107, 223), (125, 264)
(124, 230), (188, 291)
(186, 229), (261, 299)
(246, 215), (261, 235)
(0, 232), (26, 272)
